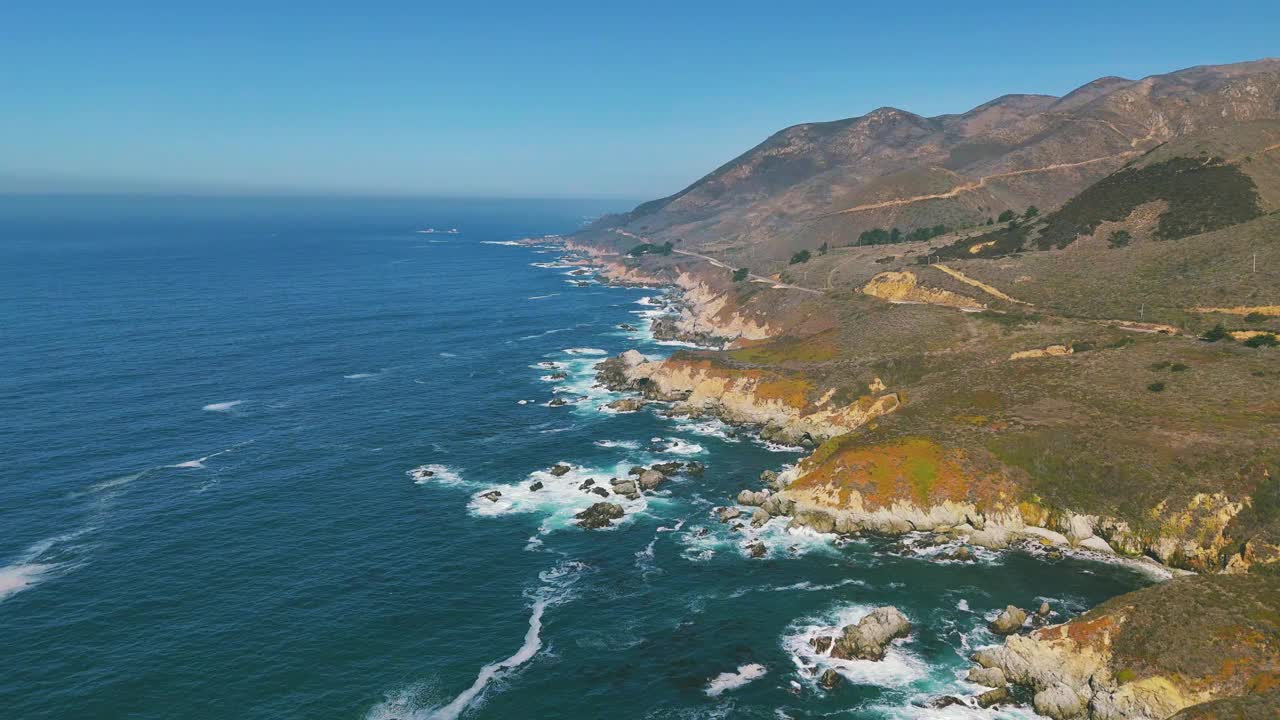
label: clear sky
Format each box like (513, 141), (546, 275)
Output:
(4, 1), (1278, 199)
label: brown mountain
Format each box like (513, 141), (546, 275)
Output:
(580, 58), (1280, 262)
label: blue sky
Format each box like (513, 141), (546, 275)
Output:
(3, 1), (1278, 199)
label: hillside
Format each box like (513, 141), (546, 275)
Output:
(576, 58), (1280, 265)
(574, 58), (1280, 719)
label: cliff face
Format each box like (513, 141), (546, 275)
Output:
(612, 353), (900, 444)
(776, 439), (1257, 573)
(972, 574), (1280, 720)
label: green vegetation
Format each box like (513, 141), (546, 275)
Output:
(1035, 156), (1263, 249)
(1148, 381), (1166, 392)
(627, 241), (673, 257)
(1245, 312), (1268, 323)
(856, 224), (950, 246)
(818, 242), (829, 255)
(1244, 334), (1279, 348)
(1150, 361), (1172, 371)
(789, 249), (812, 265)
(932, 156), (1263, 259)
(1024, 206), (1039, 219)
(1171, 363), (1189, 372)
(1200, 323), (1230, 342)
(1108, 230), (1132, 248)
(732, 267), (749, 282)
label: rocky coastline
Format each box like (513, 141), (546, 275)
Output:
(557, 237), (1278, 718)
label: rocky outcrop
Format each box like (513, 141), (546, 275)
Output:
(598, 355), (901, 445)
(861, 271), (984, 311)
(970, 574), (1280, 720)
(575, 502), (625, 529)
(989, 605), (1028, 635)
(818, 606), (913, 661)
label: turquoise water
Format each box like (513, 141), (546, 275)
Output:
(0, 197), (1151, 719)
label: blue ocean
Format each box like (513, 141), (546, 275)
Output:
(0, 197), (1152, 719)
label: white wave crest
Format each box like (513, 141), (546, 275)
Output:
(202, 400), (243, 412)
(705, 663), (767, 697)
(563, 347), (607, 356)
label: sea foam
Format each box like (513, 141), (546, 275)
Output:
(202, 400), (244, 412)
(705, 663), (767, 697)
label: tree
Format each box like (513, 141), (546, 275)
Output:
(1107, 230), (1132, 249)
(998, 209), (1017, 223)
(986, 218), (994, 225)
(1024, 206), (1039, 219)
(732, 267), (749, 282)
(890, 227), (901, 243)
(818, 241), (829, 255)
(790, 249), (812, 265)
(1200, 323), (1230, 342)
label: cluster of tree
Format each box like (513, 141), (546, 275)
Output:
(732, 267), (749, 282)
(993, 206), (1038, 224)
(856, 224), (949, 246)
(627, 241), (673, 257)
(789, 249), (812, 264)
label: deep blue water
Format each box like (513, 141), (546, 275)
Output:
(0, 197), (1151, 719)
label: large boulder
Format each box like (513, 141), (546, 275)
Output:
(830, 606), (912, 661)
(751, 508), (771, 527)
(790, 509), (836, 534)
(610, 479), (638, 498)
(737, 488), (771, 506)
(989, 606), (1028, 635)
(575, 502), (625, 529)
(638, 470), (667, 490)
(549, 464), (572, 477)
(717, 506), (742, 523)
(1034, 683), (1085, 720)
(977, 686), (1010, 708)
(967, 666), (1007, 687)
(606, 397), (646, 413)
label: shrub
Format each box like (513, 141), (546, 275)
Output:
(1108, 230), (1132, 248)
(1243, 334), (1278, 348)
(1148, 382), (1166, 392)
(998, 209), (1017, 222)
(1245, 312), (1268, 324)
(1171, 363), (1189, 372)
(732, 267), (749, 282)
(1149, 361), (1171, 370)
(1024, 206), (1039, 219)
(627, 241), (673, 257)
(789, 250), (812, 265)
(1072, 341), (1095, 353)
(1200, 323), (1230, 342)
(818, 242), (829, 255)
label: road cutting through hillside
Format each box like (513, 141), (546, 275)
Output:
(819, 151), (1144, 217)
(610, 228), (823, 295)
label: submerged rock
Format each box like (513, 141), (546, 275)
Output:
(746, 541), (766, 558)
(683, 461), (706, 477)
(480, 490), (502, 502)
(819, 668), (841, 690)
(528, 481), (544, 492)
(575, 502), (625, 529)
(830, 606), (912, 661)
(989, 606), (1028, 635)
(590, 486), (609, 498)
